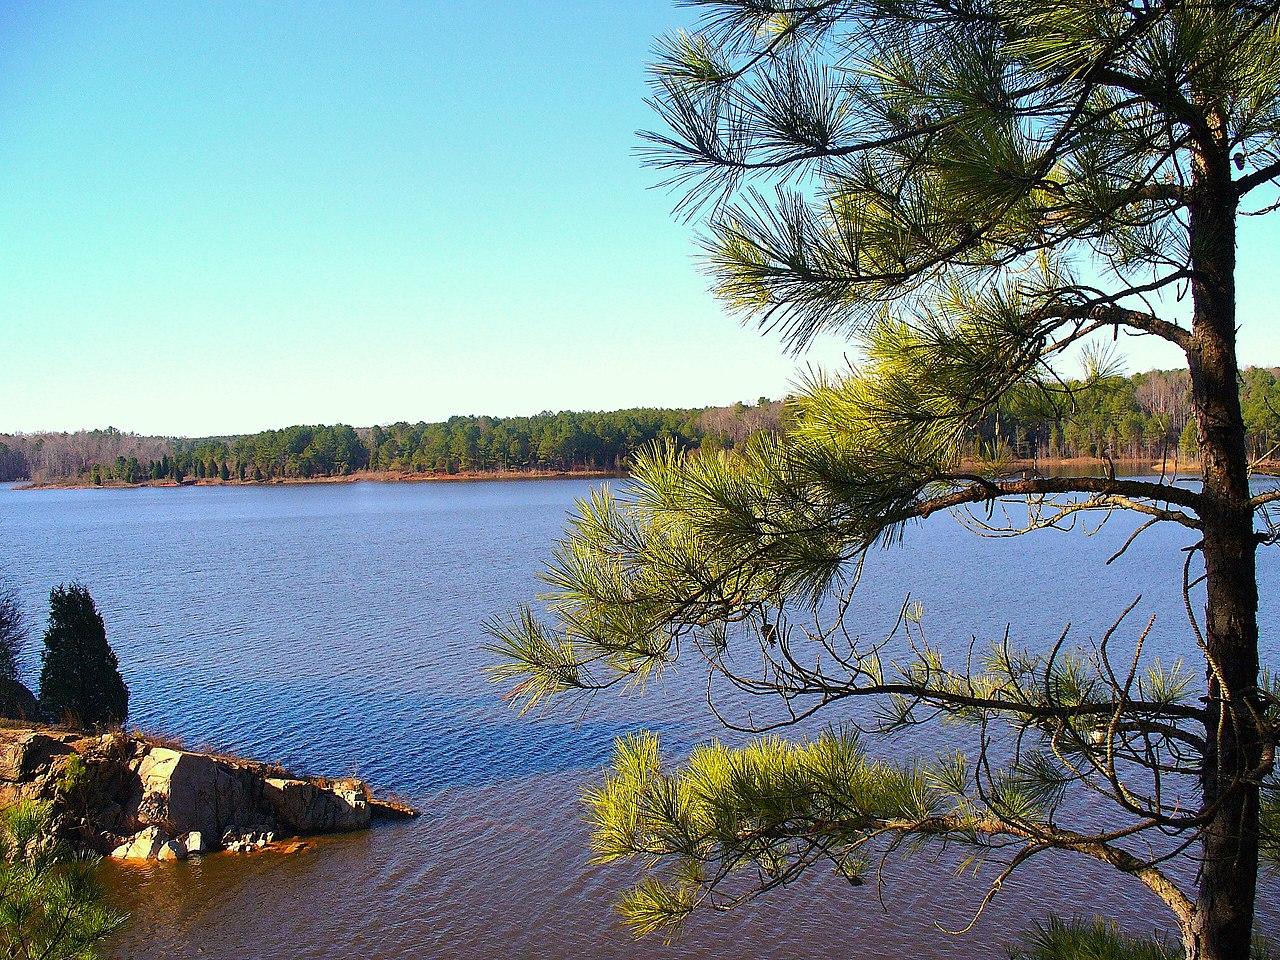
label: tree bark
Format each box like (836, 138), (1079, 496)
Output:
(1183, 130), (1262, 960)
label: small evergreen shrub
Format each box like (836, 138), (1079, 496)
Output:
(37, 585), (128, 728)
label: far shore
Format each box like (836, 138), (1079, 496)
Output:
(980, 456), (1199, 475)
(15, 467), (625, 491)
(992, 456), (1278, 477)
(10, 457), (1278, 491)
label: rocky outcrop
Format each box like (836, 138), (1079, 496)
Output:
(133, 747), (267, 839)
(263, 775), (371, 833)
(0, 729), (78, 783)
(0, 724), (416, 861)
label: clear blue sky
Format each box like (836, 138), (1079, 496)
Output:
(0, 2), (1275, 437)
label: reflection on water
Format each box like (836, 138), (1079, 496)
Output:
(0, 477), (1276, 959)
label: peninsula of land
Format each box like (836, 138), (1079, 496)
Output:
(0, 723), (416, 862)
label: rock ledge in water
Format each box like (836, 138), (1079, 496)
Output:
(0, 724), (418, 861)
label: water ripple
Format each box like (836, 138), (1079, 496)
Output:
(0, 479), (1275, 959)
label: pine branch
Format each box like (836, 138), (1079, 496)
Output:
(913, 476), (1202, 520)
(1236, 158), (1280, 195)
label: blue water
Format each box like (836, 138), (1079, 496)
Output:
(0, 477), (1276, 959)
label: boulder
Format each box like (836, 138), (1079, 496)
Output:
(130, 747), (259, 838)
(263, 776), (370, 834)
(156, 839), (184, 861)
(370, 796), (418, 821)
(95, 801), (126, 834)
(111, 826), (166, 860)
(179, 831), (206, 855)
(0, 730), (76, 783)
(222, 827), (275, 853)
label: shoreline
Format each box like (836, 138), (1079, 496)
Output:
(980, 456), (1198, 474)
(11, 458), (1278, 491)
(14, 468), (625, 491)
(992, 456), (1278, 476)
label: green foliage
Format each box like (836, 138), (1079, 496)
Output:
(1243, 368), (1280, 460)
(37, 585), (128, 728)
(1258, 756), (1280, 872)
(193, 423), (369, 481)
(1009, 918), (1179, 960)
(68, 407), (763, 483)
(57, 755), (88, 798)
(110, 457), (141, 484)
(1008, 917), (1275, 960)
(245, 412), (703, 477)
(0, 801), (125, 959)
(584, 729), (1024, 935)
(995, 369), (1209, 461)
(649, 1), (1280, 349)
(1179, 419), (1199, 461)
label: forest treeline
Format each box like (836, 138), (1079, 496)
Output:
(2, 367), (1277, 485)
(0, 402), (782, 484)
(994, 366), (1279, 461)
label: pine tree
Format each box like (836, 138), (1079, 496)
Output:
(38, 585), (128, 728)
(0, 800), (126, 958)
(1180, 417), (1200, 462)
(490, 3), (1280, 958)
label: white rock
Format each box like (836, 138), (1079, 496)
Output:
(156, 840), (185, 861)
(110, 826), (167, 860)
(179, 831), (206, 855)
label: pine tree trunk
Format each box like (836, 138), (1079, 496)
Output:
(1183, 137), (1261, 960)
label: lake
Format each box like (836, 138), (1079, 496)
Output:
(0, 477), (1276, 959)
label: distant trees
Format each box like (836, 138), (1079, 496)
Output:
(363, 410), (708, 476)
(1242, 367), (1280, 461)
(696, 398), (785, 452)
(155, 411), (712, 481)
(10, 373), (1276, 487)
(0, 428), (171, 483)
(990, 369), (1279, 463)
(1181, 419), (1200, 461)
(0, 442), (24, 482)
(37, 585), (128, 728)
